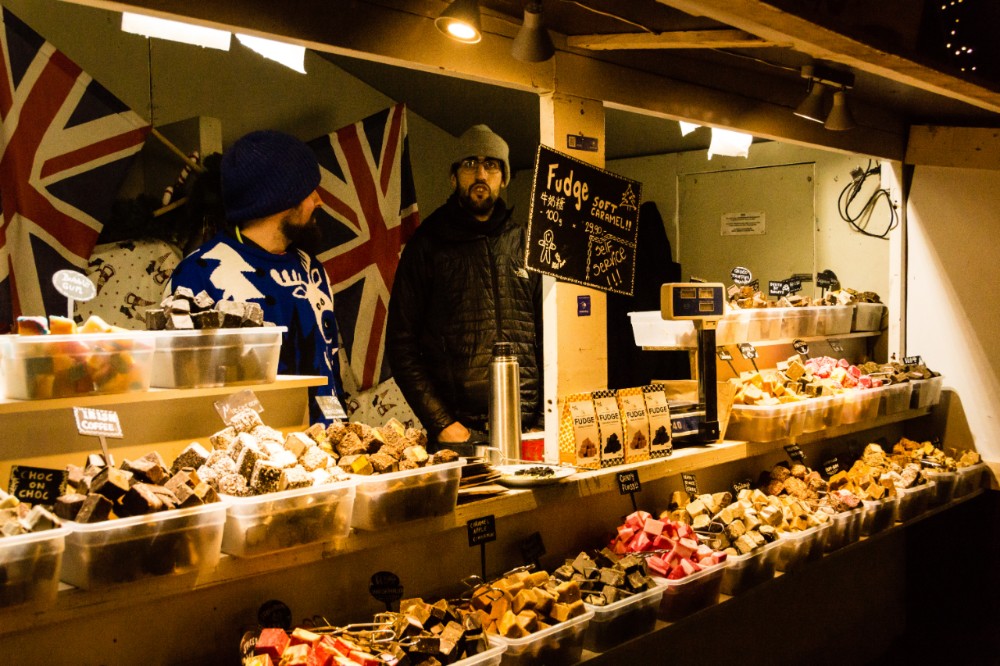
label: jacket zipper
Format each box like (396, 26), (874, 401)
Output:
(486, 237), (503, 340)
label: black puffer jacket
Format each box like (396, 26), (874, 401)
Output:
(387, 194), (542, 440)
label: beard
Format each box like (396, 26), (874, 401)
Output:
(457, 180), (498, 217)
(280, 211), (324, 254)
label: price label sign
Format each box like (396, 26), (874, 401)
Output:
(717, 348), (733, 361)
(73, 407), (123, 438)
(738, 343), (758, 360)
(519, 532), (547, 566)
(817, 269), (839, 289)
(369, 571), (404, 611)
(768, 280), (790, 297)
(732, 478), (752, 496)
(792, 339), (810, 356)
(7, 465), (67, 505)
(467, 515), (497, 547)
(215, 389), (264, 426)
(682, 473), (699, 495)
(730, 266), (752, 286)
(823, 457), (841, 477)
(828, 339), (844, 354)
(903, 355), (923, 366)
(617, 470), (641, 495)
(52, 269), (96, 302)
(786, 277), (803, 294)
(784, 444), (805, 463)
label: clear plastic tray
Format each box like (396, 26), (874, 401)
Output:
(840, 388), (881, 424)
(487, 610), (593, 666)
(221, 480), (356, 557)
(773, 522), (830, 573)
(744, 309), (782, 340)
(719, 540), (779, 596)
(1, 331), (156, 399)
(583, 584), (663, 652)
(61, 502), (226, 589)
(879, 382), (914, 415)
(0, 527), (67, 608)
(954, 462), (988, 498)
(801, 394), (843, 433)
(350, 460), (463, 530)
(151, 326), (285, 388)
(716, 313), (749, 346)
(628, 312), (697, 348)
(910, 376), (944, 409)
(815, 306), (854, 336)
(922, 469), (958, 506)
(454, 643), (506, 666)
(852, 303), (885, 331)
(861, 496), (899, 536)
(653, 561), (726, 622)
(823, 506), (864, 553)
(778, 308), (818, 339)
(726, 402), (806, 443)
(894, 481), (935, 523)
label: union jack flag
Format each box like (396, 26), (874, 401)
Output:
(0, 8), (150, 331)
(309, 103), (419, 391)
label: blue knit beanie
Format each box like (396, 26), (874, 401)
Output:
(221, 130), (321, 223)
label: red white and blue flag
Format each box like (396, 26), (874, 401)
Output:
(309, 103), (419, 391)
(0, 8), (150, 331)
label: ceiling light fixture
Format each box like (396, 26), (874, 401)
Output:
(794, 64), (856, 131)
(435, 0), (482, 44)
(511, 2), (555, 62)
(121, 12), (231, 50)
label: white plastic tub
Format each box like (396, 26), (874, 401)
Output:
(350, 460), (463, 530)
(852, 303), (885, 331)
(628, 312), (697, 348)
(151, 326), (285, 388)
(487, 610), (593, 666)
(221, 480), (356, 557)
(773, 522), (830, 573)
(823, 506), (864, 553)
(0, 528), (67, 608)
(653, 561), (726, 621)
(454, 643), (506, 666)
(910, 376), (944, 409)
(879, 382), (914, 415)
(815, 306), (853, 336)
(840, 388), (881, 424)
(861, 496), (899, 536)
(61, 502), (226, 589)
(726, 402), (806, 443)
(719, 540), (779, 596)
(894, 481), (935, 523)
(954, 462), (988, 498)
(583, 584), (663, 652)
(922, 469), (958, 506)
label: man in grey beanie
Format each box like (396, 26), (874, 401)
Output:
(387, 125), (542, 450)
(169, 129), (344, 425)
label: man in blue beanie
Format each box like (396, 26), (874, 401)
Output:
(387, 125), (542, 451)
(169, 129), (343, 424)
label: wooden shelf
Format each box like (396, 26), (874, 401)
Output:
(0, 406), (935, 637)
(0, 375), (326, 415)
(642, 330), (882, 351)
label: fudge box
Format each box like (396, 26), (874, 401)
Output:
(558, 394), (600, 470)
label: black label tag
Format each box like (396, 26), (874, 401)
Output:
(903, 355), (923, 366)
(750, 279), (760, 291)
(817, 269), (839, 289)
(369, 571), (404, 609)
(792, 339), (809, 356)
(617, 470), (641, 495)
(519, 532), (546, 565)
(823, 457), (840, 477)
(257, 599), (292, 630)
(828, 339), (844, 354)
(7, 465), (68, 505)
(768, 280), (788, 297)
(215, 389), (264, 426)
(717, 348), (733, 361)
(784, 444), (805, 463)
(682, 473), (699, 495)
(730, 266), (752, 285)
(467, 515), (497, 547)
(732, 478), (752, 495)
(738, 343), (757, 359)
(786, 277), (803, 294)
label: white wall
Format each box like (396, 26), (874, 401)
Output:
(907, 165), (1000, 463)
(605, 142), (893, 301)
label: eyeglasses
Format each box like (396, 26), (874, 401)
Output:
(458, 157), (502, 173)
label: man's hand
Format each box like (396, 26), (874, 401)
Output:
(437, 421), (471, 443)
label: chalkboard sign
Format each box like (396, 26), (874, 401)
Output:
(73, 407), (123, 439)
(717, 348), (733, 361)
(525, 146), (641, 295)
(768, 280), (790, 297)
(7, 465), (67, 504)
(792, 340), (810, 356)
(369, 571), (404, 609)
(215, 389), (264, 426)
(816, 269), (839, 289)
(617, 470), (641, 495)
(784, 444), (805, 463)
(785, 277), (803, 294)
(738, 343), (758, 360)
(828, 339), (844, 354)
(732, 478), (753, 495)
(467, 515), (497, 547)
(519, 531), (547, 565)
(903, 355), (923, 366)
(682, 473), (699, 495)
(730, 266), (752, 285)
(52, 269), (96, 302)
(823, 457), (841, 477)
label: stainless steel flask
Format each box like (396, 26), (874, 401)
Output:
(489, 341), (522, 463)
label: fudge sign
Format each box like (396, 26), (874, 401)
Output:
(525, 146), (641, 295)
(8, 465), (68, 504)
(73, 407), (123, 438)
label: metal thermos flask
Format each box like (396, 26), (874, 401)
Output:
(489, 342), (521, 463)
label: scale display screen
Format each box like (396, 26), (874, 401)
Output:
(661, 283), (725, 320)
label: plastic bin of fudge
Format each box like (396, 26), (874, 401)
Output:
(954, 461), (989, 498)
(893, 481), (936, 523)
(150, 327), (285, 389)
(719, 538), (780, 596)
(349, 450), (463, 530)
(583, 585), (662, 652)
(0, 492), (68, 609)
(860, 496), (899, 536)
(487, 611), (593, 666)
(773, 521), (831, 573)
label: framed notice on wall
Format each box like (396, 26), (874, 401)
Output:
(524, 146), (642, 296)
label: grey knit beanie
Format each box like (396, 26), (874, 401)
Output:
(221, 130), (321, 224)
(454, 124), (510, 185)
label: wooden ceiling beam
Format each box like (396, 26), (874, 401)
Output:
(568, 29), (783, 51)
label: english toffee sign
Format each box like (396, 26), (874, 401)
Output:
(525, 146), (641, 296)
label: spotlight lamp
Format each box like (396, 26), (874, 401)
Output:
(795, 64), (856, 131)
(436, 0), (482, 44)
(511, 2), (555, 62)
